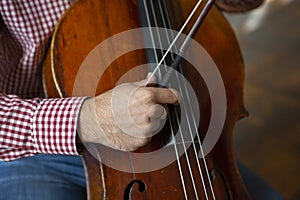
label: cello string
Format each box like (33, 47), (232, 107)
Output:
(144, 1), (188, 199)
(144, 0), (204, 86)
(155, 1), (210, 199)
(143, 0), (216, 199)
(148, 1), (200, 199)
(159, 1), (217, 199)
(155, 1), (208, 199)
(157, 0), (216, 199)
(142, 0), (162, 79)
(167, 117), (189, 200)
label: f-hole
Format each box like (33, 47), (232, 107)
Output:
(124, 179), (146, 200)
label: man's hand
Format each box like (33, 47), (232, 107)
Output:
(77, 75), (180, 151)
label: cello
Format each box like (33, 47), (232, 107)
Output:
(43, 0), (263, 199)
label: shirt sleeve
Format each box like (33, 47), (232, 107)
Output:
(0, 93), (86, 161)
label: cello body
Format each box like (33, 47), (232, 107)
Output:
(43, 0), (250, 199)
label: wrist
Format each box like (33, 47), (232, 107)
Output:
(77, 97), (101, 143)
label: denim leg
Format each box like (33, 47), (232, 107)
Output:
(0, 154), (87, 200)
(238, 161), (284, 200)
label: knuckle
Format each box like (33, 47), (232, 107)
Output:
(148, 104), (160, 118)
(139, 89), (156, 102)
(143, 123), (153, 134)
(169, 88), (180, 103)
(137, 137), (151, 147)
(122, 137), (150, 151)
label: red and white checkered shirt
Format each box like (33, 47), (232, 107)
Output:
(0, 0), (86, 161)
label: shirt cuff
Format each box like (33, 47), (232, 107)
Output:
(32, 97), (86, 155)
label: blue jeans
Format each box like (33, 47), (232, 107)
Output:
(238, 161), (284, 200)
(0, 154), (86, 200)
(0, 155), (283, 200)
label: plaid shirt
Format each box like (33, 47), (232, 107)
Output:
(0, 0), (85, 161)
